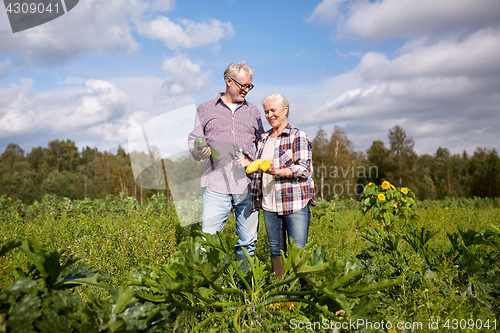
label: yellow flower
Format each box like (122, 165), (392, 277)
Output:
(378, 194), (386, 201)
(386, 319), (398, 333)
(401, 187), (408, 195)
(390, 184), (395, 190)
(269, 302), (299, 311)
(387, 328), (397, 333)
(368, 182), (373, 186)
(381, 181), (391, 190)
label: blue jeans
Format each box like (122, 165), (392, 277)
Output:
(202, 187), (259, 256)
(263, 204), (310, 257)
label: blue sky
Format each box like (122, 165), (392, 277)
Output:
(1, 0), (499, 158)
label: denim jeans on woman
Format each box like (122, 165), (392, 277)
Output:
(263, 203), (310, 257)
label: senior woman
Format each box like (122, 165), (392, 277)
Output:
(239, 92), (315, 279)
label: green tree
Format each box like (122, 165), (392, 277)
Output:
(0, 143), (25, 172)
(112, 146), (138, 199)
(61, 140), (80, 172)
(0, 144), (30, 200)
(433, 147), (454, 198)
(388, 125), (417, 188)
(45, 139), (65, 172)
(326, 126), (358, 199)
(416, 154), (437, 200)
(366, 140), (393, 185)
(27, 146), (45, 171)
(486, 149), (500, 197)
(94, 151), (115, 198)
(466, 148), (491, 198)
(312, 127), (330, 200)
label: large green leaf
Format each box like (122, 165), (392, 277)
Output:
(289, 240), (330, 276)
(5, 277), (38, 296)
(118, 302), (161, 332)
(339, 277), (405, 297)
(0, 239), (22, 256)
(110, 287), (138, 314)
(319, 287), (352, 317)
(18, 238), (79, 289)
(196, 231), (239, 254)
(55, 272), (109, 290)
(240, 248), (268, 294)
(7, 294), (40, 333)
(37, 309), (72, 333)
(403, 226), (438, 252)
(458, 227), (498, 249)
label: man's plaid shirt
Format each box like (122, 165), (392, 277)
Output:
(250, 124), (316, 215)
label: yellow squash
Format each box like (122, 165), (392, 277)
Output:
(246, 159), (263, 174)
(259, 160), (271, 172)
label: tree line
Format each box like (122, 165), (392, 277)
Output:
(1, 125), (499, 204)
(313, 125), (500, 200)
(0, 140), (144, 205)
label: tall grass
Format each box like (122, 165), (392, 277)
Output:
(1, 193), (499, 329)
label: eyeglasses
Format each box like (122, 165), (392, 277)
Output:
(230, 77), (254, 91)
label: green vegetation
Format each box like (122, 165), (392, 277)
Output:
(1, 124), (499, 205)
(359, 181), (417, 230)
(1, 192), (499, 332)
(313, 125), (500, 200)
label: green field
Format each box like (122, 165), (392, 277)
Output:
(1, 194), (499, 332)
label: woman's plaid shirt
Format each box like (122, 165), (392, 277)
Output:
(250, 124), (316, 215)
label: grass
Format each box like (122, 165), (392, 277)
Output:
(1, 194), (499, 331)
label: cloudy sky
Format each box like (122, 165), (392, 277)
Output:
(1, 0), (499, 158)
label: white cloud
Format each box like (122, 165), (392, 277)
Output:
(108, 76), (164, 111)
(136, 17), (235, 49)
(361, 28), (500, 80)
(309, 0), (500, 41)
(296, 27), (500, 154)
(0, 51), (213, 153)
(64, 80), (132, 130)
(152, 53), (211, 109)
(0, 78), (133, 143)
(0, 0), (234, 66)
(335, 48), (362, 59)
(303, 1), (500, 153)
(161, 54), (209, 92)
(86, 110), (148, 146)
(308, 0), (347, 24)
(0, 58), (10, 77)
(146, 0), (176, 15)
(0, 0), (149, 65)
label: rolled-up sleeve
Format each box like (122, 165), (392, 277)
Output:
(289, 131), (312, 179)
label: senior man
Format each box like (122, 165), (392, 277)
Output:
(188, 62), (265, 270)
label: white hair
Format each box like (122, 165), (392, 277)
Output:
(262, 92), (289, 117)
(224, 62), (254, 81)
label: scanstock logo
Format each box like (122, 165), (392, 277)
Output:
(4, 0), (79, 33)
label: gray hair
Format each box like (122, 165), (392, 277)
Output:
(262, 92), (290, 117)
(224, 62), (254, 81)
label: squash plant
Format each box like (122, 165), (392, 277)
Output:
(0, 238), (176, 332)
(0, 238), (109, 332)
(359, 181), (417, 231)
(1, 233), (405, 332)
(126, 231), (404, 332)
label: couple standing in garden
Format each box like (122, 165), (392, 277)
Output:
(188, 62), (316, 279)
